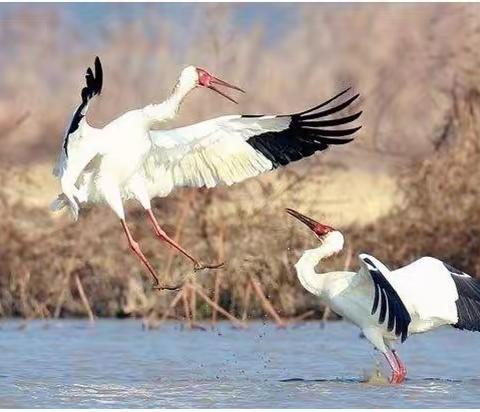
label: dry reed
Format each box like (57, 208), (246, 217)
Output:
(1, 4), (480, 321)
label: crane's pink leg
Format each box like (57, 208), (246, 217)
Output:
(392, 350), (407, 382)
(121, 220), (180, 290)
(145, 209), (224, 271)
(384, 350), (402, 384)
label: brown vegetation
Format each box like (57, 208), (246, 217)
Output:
(1, 4), (480, 322)
(349, 85), (480, 276)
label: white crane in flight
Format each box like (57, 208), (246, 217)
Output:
(51, 56), (362, 290)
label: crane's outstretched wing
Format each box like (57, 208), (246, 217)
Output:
(146, 88), (361, 195)
(53, 56), (103, 178)
(357, 254), (411, 342)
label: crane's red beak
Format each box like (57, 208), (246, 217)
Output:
(196, 68), (245, 104)
(286, 208), (334, 237)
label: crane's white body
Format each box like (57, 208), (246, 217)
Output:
(294, 231), (462, 353)
(52, 62), (361, 223)
(52, 66), (199, 220)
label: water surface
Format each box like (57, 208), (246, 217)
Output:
(0, 319), (479, 408)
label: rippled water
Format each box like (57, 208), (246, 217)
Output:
(1, 319), (479, 408)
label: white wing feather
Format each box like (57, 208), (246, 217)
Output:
(145, 115), (289, 197)
(144, 89), (362, 199)
(387, 257), (458, 323)
(356, 254), (458, 328)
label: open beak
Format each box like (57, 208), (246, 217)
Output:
(208, 77), (245, 104)
(286, 208), (333, 236)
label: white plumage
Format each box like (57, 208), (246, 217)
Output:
(374, 256), (459, 330)
(51, 56), (361, 289)
(287, 208), (480, 384)
(145, 116), (284, 193)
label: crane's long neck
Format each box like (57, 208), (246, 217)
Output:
(294, 231), (345, 298)
(143, 78), (195, 127)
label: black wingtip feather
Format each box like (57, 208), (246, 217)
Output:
(301, 93), (360, 121)
(302, 126), (362, 137)
(444, 262), (480, 332)
(94, 56), (103, 95)
(372, 284), (380, 315)
(365, 258), (412, 343)
(379, 289), (387, 323)
(246, 89), (362, 169)
(301, 111), (363, 128)
(63, 56), (103, 156)
(297, 87), (352, 116)
(301, 134), (355, 146)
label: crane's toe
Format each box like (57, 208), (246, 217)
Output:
(152, 283), (182, 291)
(193, 261), (225, 271)
(389, 370), (404, 384)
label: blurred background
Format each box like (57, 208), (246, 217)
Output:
(1, 3), (480, 323)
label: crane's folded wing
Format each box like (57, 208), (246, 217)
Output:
(357, 254), (412, 342)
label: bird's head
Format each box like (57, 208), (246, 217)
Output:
(179, 66), (245, 104)
(286, 208), (344, 250)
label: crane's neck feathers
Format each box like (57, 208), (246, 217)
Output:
(294, 231), (345, 297)
(144, 66), (198, 127)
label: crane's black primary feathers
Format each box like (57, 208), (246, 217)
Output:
(363, 257), (411, 342)
(245, 88), (362, 168)
(443, 262), (480, 332)
(64, 56), (103, 156)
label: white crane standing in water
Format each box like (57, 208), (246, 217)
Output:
(52, 56), (362, 289)
(286, 208), (480, 383)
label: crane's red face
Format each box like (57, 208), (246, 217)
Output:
(196, 68), (245, 104)
(286, 208), (335, 239)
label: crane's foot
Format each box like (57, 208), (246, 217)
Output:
(193, 261), (225, 271)
(389, 372), (399, 384)
(384, 350), (406, 385)
(392, 350), (407, 383)
(389, 370), (406, 384)
(396, 371), (406, 384)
